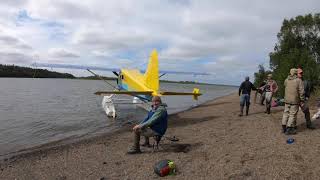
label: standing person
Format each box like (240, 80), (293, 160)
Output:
(127, 96), (168, 154)
(282, 69), (305, 135)
(297, 68), (315, 129)
(258, 81), (267, 105)
(264, 74), (278, 114)
(238, 76), (257, 116)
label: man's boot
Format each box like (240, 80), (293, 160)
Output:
(260, 93), (265, 105)
(245, 106), (249, 116)
(305, 111), (316, 129)
(141, 136), (152, 147)
(267, 106), (271, 114)
(264, 103), (269, 113)
(265, 108), (269, 114)
(307, 123), (316, 129)
(239, 106), (244, 116)
(127, 132), (142, 154)
(285, 127), (297, 135)
(290, 127), (297, 134)
(282, 125), (287, 133)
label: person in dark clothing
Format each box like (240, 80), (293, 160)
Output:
(239, 76), (257, 116)
(297, 68), (315, 129)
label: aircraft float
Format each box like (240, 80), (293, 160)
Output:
(33, 49), (209, 117)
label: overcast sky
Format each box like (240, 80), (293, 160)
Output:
(0, 0), (319, 85)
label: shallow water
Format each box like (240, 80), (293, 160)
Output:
(0, 78), (237, 157)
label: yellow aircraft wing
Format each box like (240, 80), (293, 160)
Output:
(160, 88), (202, 100)
(160, 92), (202, 95)
(95, 88), (201, 100)
(94, 91), (153, 96)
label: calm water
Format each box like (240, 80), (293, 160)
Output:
(0, 78), (237, 157)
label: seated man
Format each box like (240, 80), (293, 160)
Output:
(127, 96), (168, 154)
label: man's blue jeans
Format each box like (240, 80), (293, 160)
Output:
(240, 94), (250, 106)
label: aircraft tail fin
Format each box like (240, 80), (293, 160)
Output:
(144, 49), (159, 92)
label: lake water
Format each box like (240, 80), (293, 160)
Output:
(0, 78), (237, 157)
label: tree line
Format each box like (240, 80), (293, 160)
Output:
(254, 13), (320, 97)
(0, 64), (75, 78)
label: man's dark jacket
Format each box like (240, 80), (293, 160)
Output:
(239, 81), (256, 96)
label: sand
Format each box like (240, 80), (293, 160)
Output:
(1, 93), (320, 180)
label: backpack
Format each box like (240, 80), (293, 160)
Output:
(154, 159), (176, 177)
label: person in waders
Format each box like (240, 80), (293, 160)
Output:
(297, 68), (315, 129)
(238, 76), (257, 116)
(127, 96), (168, 154)
(264, 74), (278, 114)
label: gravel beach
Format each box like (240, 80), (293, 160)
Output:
(1, 93), (320, 180)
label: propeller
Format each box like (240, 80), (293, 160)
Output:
(112, 71), (119, 77)
(87, 69), (119, 90)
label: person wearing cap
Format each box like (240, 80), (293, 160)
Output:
(297, 68), (315, 129)
(127, 96), (168, 154)
(258, 81), (267, 105)
(282, 68), (305, 135)
(264, 74), (278, 114)
(238, 76), (257, 116)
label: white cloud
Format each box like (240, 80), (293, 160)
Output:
(91, 50), (112, 58)
(0, 51), (32, 64)
(71, 27), (154, 51)
(0, 34), (32, 50)
(0, 0), (318, 84)
(48, 48), (79, 58)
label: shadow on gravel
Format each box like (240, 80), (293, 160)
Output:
(143, 142), (203, 154)
(228, 168), (256, 180)
(197, 101), (233, 108)
(169, 115), (219, 127)
(296, 118), (320, 132)
(248, 108), (284, 116)
(161, 143), (193, 153)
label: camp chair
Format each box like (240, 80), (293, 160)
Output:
(152, 135), (179, 151)
(153, 135), (162, 150)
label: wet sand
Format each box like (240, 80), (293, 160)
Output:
(1, 93), (320, 179)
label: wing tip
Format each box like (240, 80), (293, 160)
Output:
(193, 88), (201, 100)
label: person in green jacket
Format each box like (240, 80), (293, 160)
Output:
(282, 68), (305, 135)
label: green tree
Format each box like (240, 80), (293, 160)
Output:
(269, 13), (320, 97)
(0, 64), (75, 78)
(254, 64), (272, 87)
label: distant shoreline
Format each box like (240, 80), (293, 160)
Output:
(1, 64), (235, 86)
(0, 76), (236, 86)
